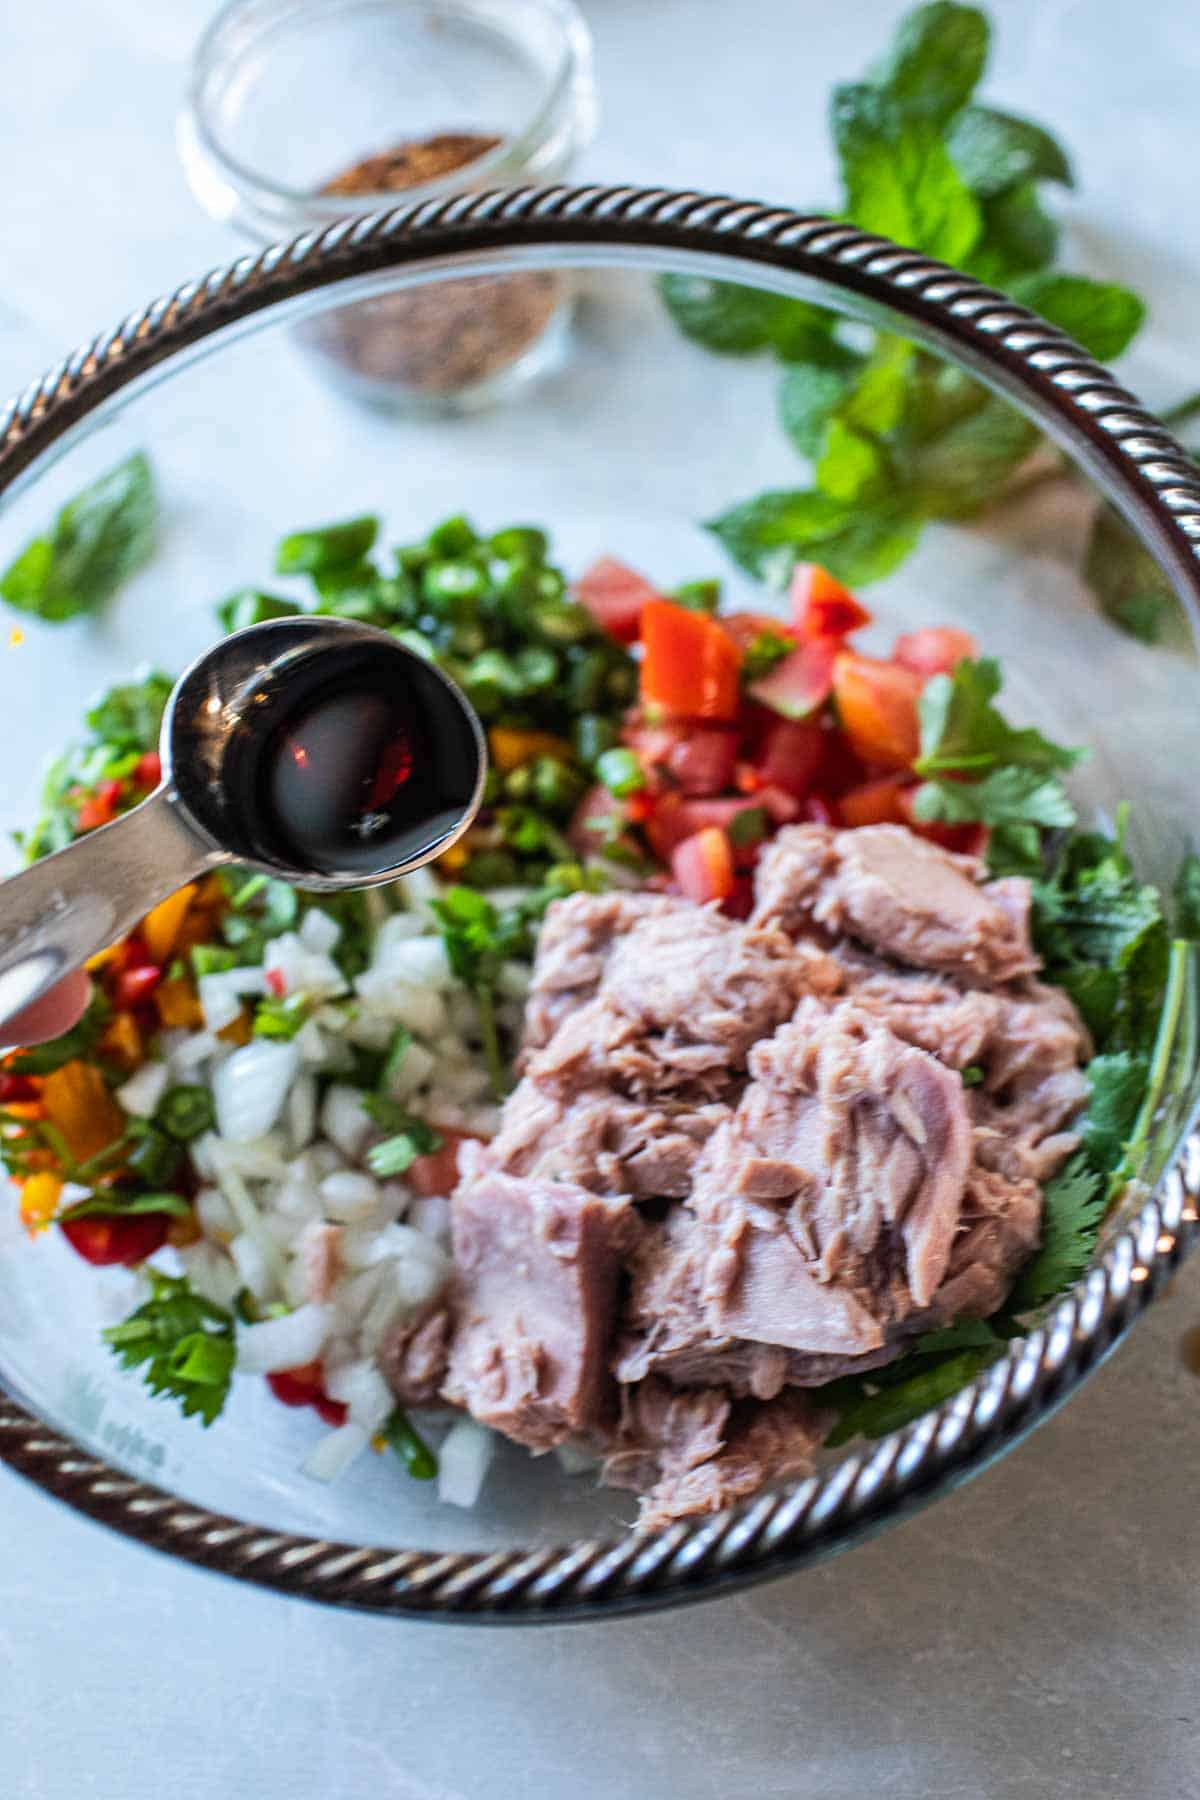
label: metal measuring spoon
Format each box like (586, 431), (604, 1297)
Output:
(0, 616), (486, 1033)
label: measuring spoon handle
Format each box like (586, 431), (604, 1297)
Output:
(0, 789), (220, 1033)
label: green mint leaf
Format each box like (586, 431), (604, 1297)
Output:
(706, 487), (921, 588)
(913, 767), (1076, 830)
(869, 1), (989, 124)
(657, 277), (797, 356)
(1083, 489), (1194, 648)
(1009, 1157), (1106, 1311)
(909, 394), (1040, 517)
(1174, 852), (1200, 941)
(969, 182), (1059, 283)
(1011, 272), (1146, 361)
(832, 83), (982, 265)
(947, 104), (1073, 198)
(778, 364), (858, 459)
(217, 589), (301, 633)
(275, 515), (379, 576)
(840, 336), (916, 434)
(1082, 1051), (1150, 1176)
(816, 419), (889, 502)
(0, 451), (157, 624)
(916, 657), (1083, 776)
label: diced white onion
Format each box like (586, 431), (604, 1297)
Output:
(379, 937), (452, 989)
(287, 1073), (317, 1154)
(229, 1230), (273, 1301)
(198, 967), (267, 1033)
(396, 867), (438, 911)
(319, 1083), (372, 1161)
(354, 971), (447, 1037)
(384, 1040), (436, 1101)
(235, 1302), (331, 1374)
(299, 908), (341, 954)
(210, 1149), (289, 1292)
(116, 1060), (170, 1119)
(195, 1185), (237, 1243)
(438, 1418), (496, 1508)
(409, 1195), (451, 1246)
(212, 1040), (299, 1144)
(323, 1357), (393, 1433)
(294, 1020), (327, 1067)
(262, 933), (346, 1002)
(176, 1242), (242, 1311)
(497, 960), (532, 1001)
(319, 1169), (380, 1223)
(302, 1421), (369, 1483)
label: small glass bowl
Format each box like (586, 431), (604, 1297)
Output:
(178, 0), (596, 413)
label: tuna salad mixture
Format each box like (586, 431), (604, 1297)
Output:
(3, 498), (1195, 1526)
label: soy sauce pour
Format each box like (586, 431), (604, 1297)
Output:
(0, 617), (485, 1033)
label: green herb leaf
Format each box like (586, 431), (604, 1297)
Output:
(217, 589), (301, 633)
(1009, 1157), (1106, 1311)
(1174, 852), (1200, 940)
(706, 488), (921, 588)
(275, 515), (379, 576)
(831, 83), (982, 265)
(0, 451), (157, 623)
(83, 672), (173, 752)
(778, 363), (858, 459)
(915, 657), (1083, 776)
(909, 395), (1040, 517)
(913, 766), (1076, 829)
(1010, 272), (1146, 361)
(1082, 1052), (1150, 1175)
(104, 1272), (235, 1427)
(869, 0), (989, 125)
(656, 278), (821, 357)
(1082, 491), (1194, 647)
(252, 994), (311, 1041)
(365, 1100), (443, 1177)
(947, 104), (1073, 197)
(58, 1190), (191, 1222)
(824, 1343), (1001, 1445)
(985, 821), (1043, 878)
(816, 419), (890, 503)
(969, 181), (1059, 282)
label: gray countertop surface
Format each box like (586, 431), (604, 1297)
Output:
(2, 1), (1200, 1795)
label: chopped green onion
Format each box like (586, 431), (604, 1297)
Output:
(382, 1406), (438, 1479)
(595, 747), (646, 798)
(156, 1084), (216, 1141)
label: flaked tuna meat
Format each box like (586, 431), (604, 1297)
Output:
(485, 1078), (728, 1199)
(602, 1379), (829, 1531)
(526, 902), (808, 1100)
(930, 1164), (1042, 1322)
(705, 999), (974, 1308)
(753, 823), (1039, 985)
(441, 1158), (636, 1451)
(614, 1207), (900, 1398)
(379, 1304), (452, 1408)
(520, 890), (676, 1061)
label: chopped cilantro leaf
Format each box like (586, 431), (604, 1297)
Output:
(104, 1273), (235, 1427)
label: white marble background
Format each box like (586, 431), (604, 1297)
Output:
(2, 1), (1200, 1795)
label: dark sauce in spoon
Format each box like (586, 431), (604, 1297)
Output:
(238, 644), (481, 877)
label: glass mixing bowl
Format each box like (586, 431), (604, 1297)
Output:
(1, 187), (1198, 1622)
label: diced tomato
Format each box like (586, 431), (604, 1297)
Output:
(644, 791), (767, 860)
(0, 1073), (39, 1104)
(898, 784), (990, 856)
(671, 826), (735, 904)
(839, 773), (913, 828)
(757, 785), (803, 826)
(640, 599), (741, 723)
(60, 1211), (172, 1268)
(722, 875), (755, 920)
(133, 751), (163, 790)
(569, 784), (636, 861)
(832, 651), (923, 770)
(719, 610), (796, 658)
(408, 1128), (479, 1199)
(76, 792), (118, 833)
(664, 727), (739, 797)
(803, 794), (839, 826)
(748, 637), (838, 721)
(892, 626), (979, 678)
(112, 964), (162, 1011)
(315, 1395), (349, 1427)
(265, 967), (288, 999)
(752, 716), (827, 799)
(791, 564), (872, 641)
(267, 1363), (325, 1408)
(573, 557), (662, 643)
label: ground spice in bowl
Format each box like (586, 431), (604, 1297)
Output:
(304, 130), (569, 410)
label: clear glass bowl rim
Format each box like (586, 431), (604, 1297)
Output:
(1, 183), (1198, 1624)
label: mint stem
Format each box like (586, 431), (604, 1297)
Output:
(1161, 391), (1200, 434)
(1111, 937), (1193, 1195)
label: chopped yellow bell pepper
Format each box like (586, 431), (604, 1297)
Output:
(40, 1062), (125, 1165)
(487, 727), (574, 773)
(167, 1210), (203, 1249)
(100, 1012), (143, 1072)
(218, 1009), (253, 1047)
(141, 884), (196, 965)
(19, 1171), (62, 1232)
(436, 840), (470, 874)
(155, 977), (203, 1031)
